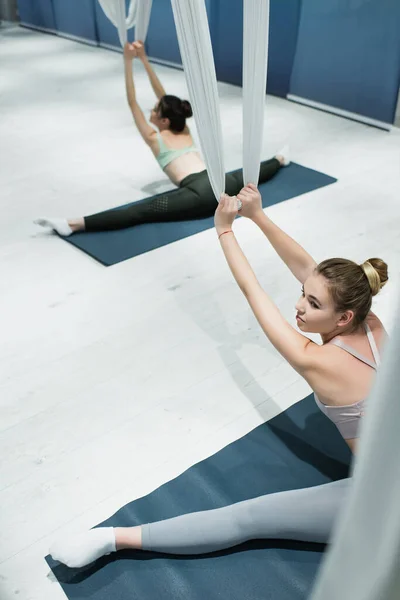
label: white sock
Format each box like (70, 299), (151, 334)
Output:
(277, 145), (290, 166)
(49, 527), (116, 568)
(34, 217), (73, 237)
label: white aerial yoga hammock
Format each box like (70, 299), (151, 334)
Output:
(97, 0), (153, 45)
(311, 290), (400, 600)
(170, 0), (270, 202)
(242, 0), (270, 188)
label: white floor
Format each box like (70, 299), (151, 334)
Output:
(1, 25), (399, 600)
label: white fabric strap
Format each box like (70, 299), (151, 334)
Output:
(97, 0), (118, 25)
(242, 0), (270, 186)
(126, 0), (138, 28)
(115, 0), (128, 45)
(311, 292), (400, 600)
(171, 0), (225, 201)
(98, 0), (128, 46)
(98, 0), (152, 46)
(134, 0), (153, 42)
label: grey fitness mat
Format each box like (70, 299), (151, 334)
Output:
(63, 163), (337, 266)
(47, 393), (351, 600)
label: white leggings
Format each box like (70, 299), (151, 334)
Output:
(141, 478), (350, 555)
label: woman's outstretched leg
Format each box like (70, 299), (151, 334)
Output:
(34, 217), (84, 236)
(34, 185), (207, 236)
(83, 187), (200, 232)
(34, 151), (289, 236)
(50, 478), (350, 568)
(257, 145), (290, 184)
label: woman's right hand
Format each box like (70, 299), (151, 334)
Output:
(133, 41), (146, 60)
(237, 184), (263, 220)
(123, 42), (137, 60)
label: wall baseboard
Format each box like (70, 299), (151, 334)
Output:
(287, 94), (393, 131)
(20, 22), (97, 46)
(146, 56), (183, 71)
(20, 22), (58, 36)
(55, 31), (97, 47)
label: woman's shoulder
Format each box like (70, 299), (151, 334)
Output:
(366, 311), (384, 328)
(366, 311), (387, 340)
(309, 312), (386, 366)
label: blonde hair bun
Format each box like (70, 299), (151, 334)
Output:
(360, 258), (388, 296)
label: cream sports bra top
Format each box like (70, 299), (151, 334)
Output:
(314, 323), (381, 439)
(155, 131), (199, 170)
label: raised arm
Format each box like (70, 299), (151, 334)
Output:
(123, 43), (156, 145)
(133, 41), (166, 100)
(237, 184), (317, 284)
(214, 195), (316, 374)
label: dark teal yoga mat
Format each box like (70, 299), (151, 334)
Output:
(47, 394), (351, 600)
(64, 163), (336, 266)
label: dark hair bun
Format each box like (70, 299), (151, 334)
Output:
(181, 100), (193, 119)
(158, 95), (192, 132)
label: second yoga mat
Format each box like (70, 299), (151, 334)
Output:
(64, 163), (337, 266)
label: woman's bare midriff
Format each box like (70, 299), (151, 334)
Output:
(164, 152), (206, 185)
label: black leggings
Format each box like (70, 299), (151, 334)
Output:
(84, 158), (281, 232)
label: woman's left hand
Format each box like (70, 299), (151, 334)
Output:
(133, 41), (146, 60)
(123, 42), (137, 60)
(214, 194), (238, 235)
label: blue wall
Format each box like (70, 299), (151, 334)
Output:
(17, 0), (400, 124)
(290, 0), (400, 123)
(18, 0), (56, 31)
(268, 0), (302, 97)
(210, 0), (301, 98)
(145, 0), (213, 65)
(52, 0), (97, 43)
(209, 0), (243, 86)
(145, 0), (182, 64)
